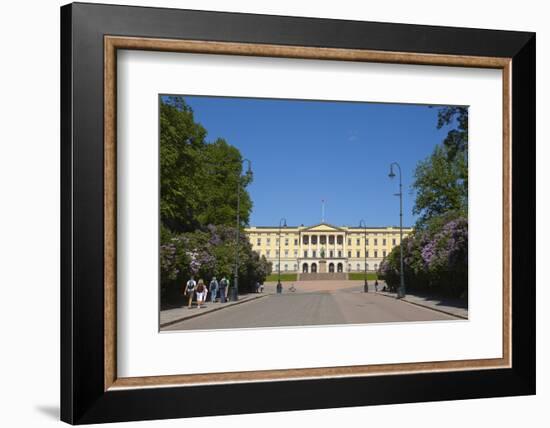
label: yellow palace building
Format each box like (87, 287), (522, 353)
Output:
(245, 222), (413, 275)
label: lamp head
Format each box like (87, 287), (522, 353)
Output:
(388, 164), (396, 179)
(243, 159), (253, 180)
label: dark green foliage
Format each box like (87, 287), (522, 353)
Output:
(160, 96), (252, 232)
(413, 107), (468, 228)
(159, 96), (266, 302)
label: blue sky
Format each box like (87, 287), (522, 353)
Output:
(178, 95), (454, 228)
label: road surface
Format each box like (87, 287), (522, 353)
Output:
(164, 281), (458, 331)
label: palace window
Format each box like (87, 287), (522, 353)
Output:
(348, 238), (352, 246)
(294, 264), (297, 271)
(294, 250), (298, 256)
(320, 235), (326, 245)
(366, 250), (369, 257)
(267, 238), (271, 245)
(366, 238), (369, 245)
(267, 250), (271, 257)
(276, 238), (279, 245)
(383, 250), (387, 257)
(356, 238), (360, 245)
(338, 250), (342, 258)
(356, 250), (360, 258)
(257, 238), (261, 246)
(294, 239), (298, 245)
(337, 235), (343, 245)
(284, 264), (288, 271)
(356, 263), (360, 271)
(383, 238), (386, 246)
(285, 238), (289, 246)
(329, 235), (335, 245)
(303, 236), (309, 245)
(276, 249), (279, 256)
(392, 238), (396, 246)
(303, 250), (308, 258)
(312, 235), (318, 245)
(374, 238), (378, 246)
(374, 250), (378, 258)
(348, 251), (352, 258)
(329, 250), (334, 258)
(312, 250), (317, 258)
(285, 250), (289, 257)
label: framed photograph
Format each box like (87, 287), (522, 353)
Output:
(61, 2), (535, 424)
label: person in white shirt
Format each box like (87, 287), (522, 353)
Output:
(195, 279), (208, 308)
(184, 277), (196, 308)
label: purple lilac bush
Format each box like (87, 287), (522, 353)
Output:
(378, 215), (468, 297)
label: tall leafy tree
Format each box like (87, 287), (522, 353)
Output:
(160, 96), (207, 232)
(159, 96), (260, 300)
(198, 138), (253, 228)
(159, 96), (253, 232)
(412, 107), (468, 227)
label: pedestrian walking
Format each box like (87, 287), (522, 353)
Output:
(209, 277), (219, 303)
(184, 277), (196, 309)
(195, 279), (207, 308)
(255, 281), (261, 293)
(374, 279), (379, 292)
(219, 276), (228, 303)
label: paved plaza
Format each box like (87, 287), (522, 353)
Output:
(162, 280), (463, 331)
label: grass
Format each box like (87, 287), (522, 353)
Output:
(265, 273), (298, 282)
(348, 272), (379, 281)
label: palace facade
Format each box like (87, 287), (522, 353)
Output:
(245, 223), (413, 274)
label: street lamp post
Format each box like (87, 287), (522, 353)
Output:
(359, 219), (368, 293)
(277, 218), (287, 293)
(388, 162), (405, 298)
(231, 158), (252, 302)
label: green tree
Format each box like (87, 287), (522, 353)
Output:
(380, 107), (469, 299)
(159, 96), (253, 233)
(159, 96), (261, 302)
(412, 107), (468, 227)
(160, 96), (207, 232)
(197, 139), (253, 228)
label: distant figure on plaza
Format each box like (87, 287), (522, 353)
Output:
(276, 280), (282, 294)
(209, 277), (219, 303)
(219, 276), (228, 303)
(374, 279), (379, 292)
(184, 276), (196, 309)
(195, 279), (207, 309)
(255, 281), (261, 293)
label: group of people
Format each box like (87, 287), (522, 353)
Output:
(183, 276), (230, 309)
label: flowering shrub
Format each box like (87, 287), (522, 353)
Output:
(421, 217), (467, 273)
(160, 224), (271, 298)
(378, 215), (468, 297)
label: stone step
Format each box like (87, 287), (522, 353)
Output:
(298, 272), (348, 281)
